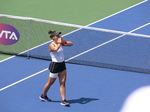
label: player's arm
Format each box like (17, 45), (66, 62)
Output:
(49, 43), (61, 52)
(62, 38), (73, 46)
(49, 37), (62, 51)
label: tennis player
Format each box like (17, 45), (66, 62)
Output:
(39, 30), (73, 106)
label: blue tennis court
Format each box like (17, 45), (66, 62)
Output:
(1, 1), (150, 112)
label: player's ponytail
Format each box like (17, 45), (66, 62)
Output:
(48, 30), (53, 34)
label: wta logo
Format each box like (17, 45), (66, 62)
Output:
(0, 23), (20, 45)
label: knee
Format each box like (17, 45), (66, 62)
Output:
(60, 81), (66, 86)
(47, 80), (55, 86)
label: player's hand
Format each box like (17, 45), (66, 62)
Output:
(57, 37), (62, 43)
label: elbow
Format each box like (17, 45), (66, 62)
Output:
(70, 42), (73, 46)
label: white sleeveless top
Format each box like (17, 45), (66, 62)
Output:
(50, 42), (64, 62)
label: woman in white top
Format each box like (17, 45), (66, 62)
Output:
(39, 30), (73, 106)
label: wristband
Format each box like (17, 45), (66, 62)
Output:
(58, 42), (62, 44)
(64, 41), (67, 44)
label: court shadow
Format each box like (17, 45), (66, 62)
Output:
(68, 97), (99, 104)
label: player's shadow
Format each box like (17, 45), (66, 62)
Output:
(47, 97), (99, 107)
(68, 97), (99, 104)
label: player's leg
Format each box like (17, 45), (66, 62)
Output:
(58, 70), (70, 106)
(39, 73), (57, 101)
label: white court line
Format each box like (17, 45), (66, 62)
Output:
(0, 68), (48, 91)
(66, 22), (150, 62)
(0, 0), (147, 63)
(0, 22), (149, 92)
(0, 55), (15, 63)
(87, 0), (148, 26)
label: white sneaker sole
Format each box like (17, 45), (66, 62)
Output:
(60, 102), (70, 106)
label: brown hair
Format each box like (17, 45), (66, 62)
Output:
(48, 30), (61, 38)
(48, 30), (54, 34)
(48, 30), (54, 38)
